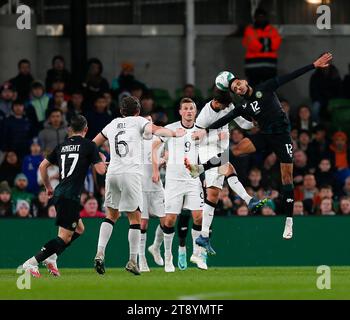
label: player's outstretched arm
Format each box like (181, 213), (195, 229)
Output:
(151, 138), (163, 183)
(268, 52), (333, 90)
(145, 123), (186, 138)
(39, 159), (54, 198)
(93, 133), (108, 147)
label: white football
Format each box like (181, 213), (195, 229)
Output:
(215, 71), (235, 91)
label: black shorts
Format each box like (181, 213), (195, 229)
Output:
(54, 197), (81, 231)
(250, 132), (293, 163)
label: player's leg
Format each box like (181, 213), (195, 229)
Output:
(189, 210), (208, 270)
(22, 227), (74, 278)
(281, 163), (294, 239)
(94, 207), (120, 274)
(272, 133), (294, 239)
(176, 210), (191, 270)
(139, 192), (150, 272)
(163, 213), (177, 272)
(148, 216), (165, 266)
(196, 183), (220, 255)
(148, 190), (166, 266)
(44, 219), (85, 277)
(95, 175), (121, 274)
(125, 209), (142, 275)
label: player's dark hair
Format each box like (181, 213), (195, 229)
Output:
(212, 87), (232, 106)
(70, 115), (87, 133)
(120, 96), (141, 117)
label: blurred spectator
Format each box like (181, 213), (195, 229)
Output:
(48, 90), (68, 117)
(328, 132), (350, 185)
(15, 200), (32, 218)
(340, 176), (350, 197)
(80, 196), (105, 218)
(293, 200), (304, 216)
(297, 130), (312, 167)
(236, 204), (249, 216)
(9, 59), (34, 101)
(111, 62), (147, 100)
(67, 90), (85, 123)
(338, 196), (350, 215)
(308, 125), (330, 169)
(48, 205), (57, 218)
(82, 58), (109, 105)
(294, 174), (318, 215)
(342, 63), (350, 99)
(49, 78), (70, 97)
(85, 95), (113, 140)
(130, 82), (145, 101)
(2, 100), (33, 157)
(242, 8), (281, 86)
(22, 138), (44, 194)
(11, 174), (34, 212)
(261, 152), (281, 192)
(45, 55), (71, 93)
(247, 167), (264, 192)
(140, 94), (155, 117)
(174, 84), (204, 120)
(0, 151), (21, 187)
(293, 150), (310, 186)
(294, 105), (316, 133)
(261, 205), (276, 216)
(26, 81), (51, 131)
(38, 108), (68, 155)
(215, 186), (233, 216)
(0, 181), (13, 217)
(31, 189), (50, 217)
(310, 63), (342, 122)
(315, 158), (338, 191)
(319, 198), (336, 216)
(280, 98), (291, 120)
(104, 91), (120, 118)
(314, 185), (335, 214)
(0, 82), (17, 117)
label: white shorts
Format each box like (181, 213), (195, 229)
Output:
(141, 190), (166, 219)
(104, 174), (143, 212)
(205, 167), (225, 189)
(165, 179), (204, 214)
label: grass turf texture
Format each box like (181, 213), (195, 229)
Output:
(1, 267), (350, 300)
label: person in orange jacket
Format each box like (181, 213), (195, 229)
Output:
(242, 8), (282, 86)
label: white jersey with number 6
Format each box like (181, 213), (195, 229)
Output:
(102, 116), (149, 176)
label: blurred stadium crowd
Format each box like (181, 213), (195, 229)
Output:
(1, 54), (350, 219)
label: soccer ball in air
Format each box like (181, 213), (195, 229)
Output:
(215, 71), (235, 91)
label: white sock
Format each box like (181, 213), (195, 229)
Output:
(97, 221), (114, 257)
(164, 232), (175, 258)
(129, 228), (141, 263)
(201, 203), (215, 237)
(153, 224), (164, 250)
(179, 246), (186, 254)
(286, 217), (293, 223)
(191, 228), (201, 255)
(24, 257), (38, 267)
(45, 254), (57, 263)
(139, 231), (147, 256)
(227, 175), (252, 205)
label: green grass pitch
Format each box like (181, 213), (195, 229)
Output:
(1, 267), (350, 300)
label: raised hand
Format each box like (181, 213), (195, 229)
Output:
(191, 129), (207, 141)
(313, 52), (332, 69)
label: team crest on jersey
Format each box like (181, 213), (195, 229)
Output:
(256, 91), (263, 98)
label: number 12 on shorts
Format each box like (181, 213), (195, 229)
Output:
(285, 144), (293, 158)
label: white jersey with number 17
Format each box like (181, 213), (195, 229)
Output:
(102, 116), (149, 176)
